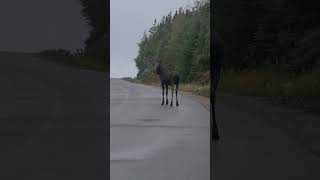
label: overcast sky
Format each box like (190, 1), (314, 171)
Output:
(0, 0), (89, 52)
(0, 0), (196, 77)
(111, 0), (195, 78)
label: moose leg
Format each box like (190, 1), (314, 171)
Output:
(161, 83), (164, 105)
(212, 100), (220, 140)
(170, 83), (174, 106)
(165, 84), (169, 105)
(176, 83), (179, 106)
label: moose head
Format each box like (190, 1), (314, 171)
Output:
(155, 60), (163, 75)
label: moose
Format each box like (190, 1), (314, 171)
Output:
(155, 61), (181, 106)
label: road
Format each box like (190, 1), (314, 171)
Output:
(213, 94), (320, 180)
(110, 78), (210, 180)
(0, 52), (108, 179)
(5, 52), (317, 180)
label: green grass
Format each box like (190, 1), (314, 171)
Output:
(122, 77), (210, 97)
(36, 53), (105, 72)
(219, 69), (320, 112)
(124, 68), (320, 111)
(179, 83), (210, 97)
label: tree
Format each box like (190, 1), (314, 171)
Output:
(78, 0), (107, 65)
(134, 0), (210, 83)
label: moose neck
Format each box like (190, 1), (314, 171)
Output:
(158, 65), (170, 81)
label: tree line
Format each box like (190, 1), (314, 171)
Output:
(214, 0), (320, 75)
(39, 1), (107, 71)
(78, 0), (107, 67)
(134, 0), (210, 83)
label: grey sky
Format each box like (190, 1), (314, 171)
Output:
(111, 0), (195, 78)
(0, 0), (89, 52)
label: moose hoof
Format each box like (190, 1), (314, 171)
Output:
(170, 103), (173, 107)
(176, 103), (179, 106)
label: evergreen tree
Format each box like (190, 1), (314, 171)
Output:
(135, 0), (210, 83)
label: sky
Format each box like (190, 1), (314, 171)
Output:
(0, 0), (89, 52)
(0, 0), (195, 77)
(110, 0), (195, 78)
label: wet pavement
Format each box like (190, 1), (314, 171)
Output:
(0, 52), (108, 180)
(110, 78), (210, 180)
(213, 94), (320, 180)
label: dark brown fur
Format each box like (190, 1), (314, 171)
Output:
(156, 63), (180, 106)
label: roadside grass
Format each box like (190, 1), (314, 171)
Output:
(36, 52), (105, 72)
(179, 83), (210, 97)
(219, 69), (286, 97)
(219, 69), (320, 112)
(122, 77), (210, 97)
(122, 77), (144, 84)
(122, 68), (320, 111)
(123, 68), (320, 111)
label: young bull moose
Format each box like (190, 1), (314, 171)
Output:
(155, 62), (180, 106)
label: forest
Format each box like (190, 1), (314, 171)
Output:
(134, 0), (320, 108)
(214, 0), (320, 111)
(134, 0), (210, 84)
(78, 0), (107, 66)
(214, 0), (320, 73)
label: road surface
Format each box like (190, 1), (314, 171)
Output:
(110, 79), (210, 180)
(0, 52), (108, 179)
(213, 94), (320, 180)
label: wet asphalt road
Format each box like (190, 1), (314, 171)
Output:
(3, 52), (318, 180)
(110, 78), (210, 180)
(213, 94), (320, 180)
(0, 52), (108, 179)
